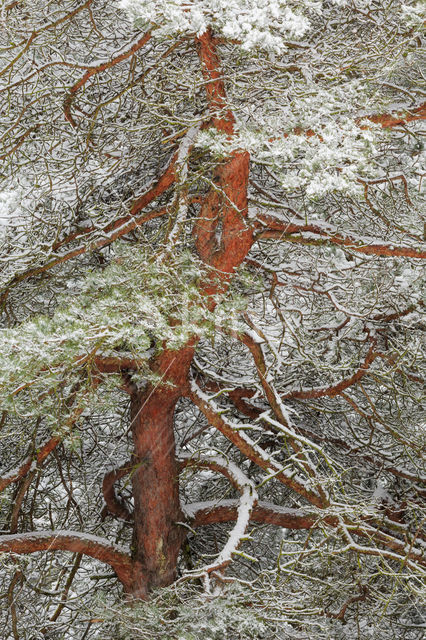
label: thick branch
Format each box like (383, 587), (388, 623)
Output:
(0, 530), (132, 587)
(184, 499), (317, 530)
(196, 29), (235, 136)
(254, 218), (426, 259)
(185, 501), (426, 570)
(288, 101), (426, 138)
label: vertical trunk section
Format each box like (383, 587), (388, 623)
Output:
(129, 387), (183, 598)
(127, 347), (194, 599)
(124, 32), (253, 599)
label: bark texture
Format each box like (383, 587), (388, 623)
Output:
(128, 348), (194, 598)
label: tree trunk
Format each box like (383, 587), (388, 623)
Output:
(127, 347), (194, 599)
(127, 387), (182, 598)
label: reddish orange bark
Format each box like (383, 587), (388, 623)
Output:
(123, 32), (256, 598)
(189, 501), (317, 529)
(127, 346), (195, 598)
(102, 462), (133, 522)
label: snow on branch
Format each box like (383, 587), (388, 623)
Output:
(179, 452), (257, 574)
(187, 378), (325, 508)
(255, 221), (426, 259)
(0, 144), (181, 302)
(0, 530), (132, 586)
(365, 101), (426, 129)
(163, 123), (202, 252)
(232, 327), (332, 504)
(337, 517), (426, 573)
(0, 207), (168, 304)
(64, 30), (152, 127)
(281, 340), (378, 401)
(195, 377), (426, 488)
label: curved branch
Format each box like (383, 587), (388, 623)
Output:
(228, 388), (260, 419)
(179, 453), (257, 573)
(102, 462), (133, 521)
(282, 341), (378, 400)
(0, 530), (132, 587)
(325, 583), (368, 622)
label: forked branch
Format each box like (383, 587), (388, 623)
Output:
(186, 379), (325, 507)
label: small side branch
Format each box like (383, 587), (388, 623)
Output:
(325, 583), (368, 622)
(0, 207), (168, 305)
(102, 462), (133, 521)
(0, 436), (60, 493)
(0, 149), (179, 303)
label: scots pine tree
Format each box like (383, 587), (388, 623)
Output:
(0, 0), (425, 637)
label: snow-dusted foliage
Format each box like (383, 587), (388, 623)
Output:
(0, 0), (424, 638)
(121, 0), (312, 50)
